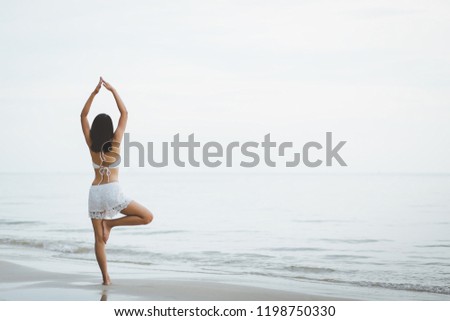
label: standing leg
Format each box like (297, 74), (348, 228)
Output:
(91, 219), (111, 285)
(102, 201), (153, 243)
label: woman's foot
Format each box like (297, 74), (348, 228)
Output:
(102, 220), (112, 244)
(102, 273), (111, 285)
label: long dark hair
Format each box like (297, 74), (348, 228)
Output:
(90, 113), (114, 153)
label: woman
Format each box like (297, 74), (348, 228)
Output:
(81, 77), (153, 285)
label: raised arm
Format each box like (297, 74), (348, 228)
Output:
(81, 78), (102, 146)
(101, 77), (128, 143)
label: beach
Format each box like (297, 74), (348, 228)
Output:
(0, 259), (345, 301)
(1, 172), (450, 301)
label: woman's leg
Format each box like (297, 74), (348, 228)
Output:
(102, 201), (153, 243)
(91, 219), (111, 285)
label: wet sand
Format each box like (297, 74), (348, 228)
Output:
(0, 260), (346, 301)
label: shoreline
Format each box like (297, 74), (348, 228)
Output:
(0, 244), (448, 301)
(0, 259), (347, 301)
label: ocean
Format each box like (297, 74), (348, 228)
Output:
(0, 172), (449, 300)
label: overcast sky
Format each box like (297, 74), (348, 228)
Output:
(1, 0), (449, 173)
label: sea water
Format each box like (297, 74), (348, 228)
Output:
(0, 172), (449, 300)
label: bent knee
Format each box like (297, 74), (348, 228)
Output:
(143, 211), (154, 224)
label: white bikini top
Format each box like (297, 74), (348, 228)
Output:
(92, 161), (120, 169)
(93, 151), (120, 185)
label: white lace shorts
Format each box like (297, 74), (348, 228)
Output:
(88, 182), (132, 219)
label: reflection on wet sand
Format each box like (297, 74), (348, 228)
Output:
(100, 288), (108, 301)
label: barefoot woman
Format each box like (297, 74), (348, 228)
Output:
(80, 77), (153, 285)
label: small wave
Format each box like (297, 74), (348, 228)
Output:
(200, 250), (222, 255)
(267, 247), (326, 252)
(408, 255), (450, 261)
(0, 237), (91, 254)
(239, 253), (273, 259)
(0, 219), (41, 226)
(421, 262), (450, 267)
(109, 259), (154, 266)
(285, 265), (335, 274)
(290, 275), (450, 296)
(108, 247), (163, 257)
(0, 237), (45, 249)
(293, 276), (450, 296)
(416, 244), (450, 248)
(49, 228), (91, 233)
(355, 280), (450, 295)
(320, 238), (387, 244)
(116, 229), (188, 236)
(49, 244), (91, 254)
(324, 254), (370, 260)
(151, 230), (188, 235)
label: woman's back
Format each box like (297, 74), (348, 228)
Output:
(89, 142), (121, 185)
